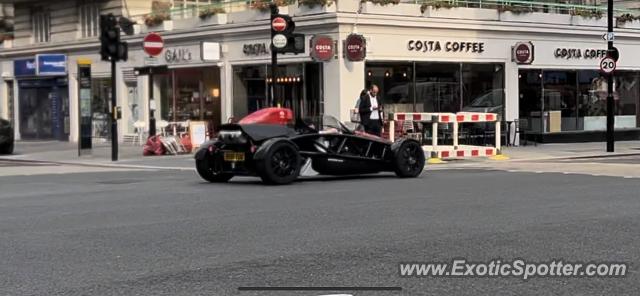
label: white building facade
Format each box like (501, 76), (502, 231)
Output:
(2, 0), (640, 144)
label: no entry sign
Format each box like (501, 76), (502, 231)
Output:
(143, 33), (164, 57)
(272, 17), (287, 32)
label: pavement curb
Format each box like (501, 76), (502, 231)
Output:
(0, 157), (195, 171)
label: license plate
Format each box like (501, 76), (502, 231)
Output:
(223, 151), (245, 162)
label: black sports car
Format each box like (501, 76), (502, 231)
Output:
(0, 118), (14, 155)
(195, 108), (425, 185)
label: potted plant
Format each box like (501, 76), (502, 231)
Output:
(360, 0), (421, 17)
(295, 0), (336, 16)
(421, 1), (499, 21)
(617, 13), (640, 29)
(570, 8), (606, 27)
(199, 6), (228, 26)
(144, 1), (173, 32)
(499, 4), (571, 25)
(229, 0), (292, 23)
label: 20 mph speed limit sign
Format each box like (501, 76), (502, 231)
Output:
(600, 57), (616, 74)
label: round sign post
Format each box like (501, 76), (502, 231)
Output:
(272, 34), (288, 49)
(311, 36), (334, 62)
(143, 33), (164, 57)
(600, 57), (616, 75)
(272, 17), (287, 32)
(345, 34), (366, 62)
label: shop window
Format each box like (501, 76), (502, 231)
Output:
(232, 64), (320, 121)
(79, 3), (100, 38)
(414, 62), (460, 113)
(461, 63), (504, 117)
(544, 71), (578, 131)
(156, 67), (222, 133)
(365, 63), (414, 114)
(31, 10), (51, 43)
(233, 66), (267, 120)
(518, 70), (543, 132)
(520, 69), (639, 133)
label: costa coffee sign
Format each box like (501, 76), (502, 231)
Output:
(345, 34), (366, 62)
(513, 42), (534, 65)
(311, 35), (334, 62)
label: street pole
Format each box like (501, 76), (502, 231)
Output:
(606, 0), (615, 152)
(111, 58), (118, 161)
(270, 4), (278, 107)
(149, 71), (156, 137)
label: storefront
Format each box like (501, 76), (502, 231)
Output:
(13, 55), (70, 141)
(516, 42), (640, 142)
(232, 63), (323, 120)
(340, 23), (640, 143)
(228, 39), (324, 121)
(148, 42), (223, 136)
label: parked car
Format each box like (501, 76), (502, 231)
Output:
(195, 108), (425, 185)
(0, 118), (14, 155)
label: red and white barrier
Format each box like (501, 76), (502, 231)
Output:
(388, 111), (505, 161)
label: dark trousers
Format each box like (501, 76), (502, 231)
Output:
(365, 119), (382, 136)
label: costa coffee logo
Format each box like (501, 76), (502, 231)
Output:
(345, 34), (366, 62)
(513, 42), (534, 65)
(311, 35), (334, 62)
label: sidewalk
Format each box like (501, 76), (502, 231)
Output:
(1, 140), (639, 170)
(1, 141), (195, 170)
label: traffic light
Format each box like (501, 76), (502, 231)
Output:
(100, 13), (128, 62)
(270, 12), (304, 54)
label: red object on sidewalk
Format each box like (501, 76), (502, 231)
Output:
(181, 134), (193, 153)
(143, 136), (166, 156)
(238, 107), (293, 125)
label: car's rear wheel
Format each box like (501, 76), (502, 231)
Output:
(196, 156), (233, 183)
(394, 141), (425, 178)
(256, 141), (301, 185)
(0, 142), (13, 155)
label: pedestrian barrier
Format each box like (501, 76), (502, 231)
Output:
(388, 112), (509, 164)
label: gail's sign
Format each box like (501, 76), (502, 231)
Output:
(165, 47), (193, 63)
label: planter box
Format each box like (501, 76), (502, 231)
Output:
(198, 14), (228, 26)
(336, 0), (360, 13)
(132, 24), (143, 35)
(361, 2), (421, 17)
(294, 4), (337, 16)
(500, 11), (571, 25)
(423, 6), (499, 21)
(173, 18), (198, 30)
(228, 6), (289, 23)
(571, 16), (607, 27)
(618, 19), (640, 29)
(144, 20), (173, 33)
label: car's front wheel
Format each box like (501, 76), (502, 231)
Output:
(256, 141), (301, 185)
(196, 156), (233, 183)
(393, 140), (425, 178)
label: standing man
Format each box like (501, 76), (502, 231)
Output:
(358, 85), (383, 136)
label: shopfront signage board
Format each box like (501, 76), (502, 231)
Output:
(345, 34), (366, 62)
(36, 54), (67, 76)
(189, 121), (208, 148)
(310, 35), (334, 62)
(513, 42), (534, 65)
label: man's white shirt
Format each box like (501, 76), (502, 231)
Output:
(369, 93), (380, 120)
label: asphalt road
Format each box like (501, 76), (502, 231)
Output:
(0, 168), (639, 296)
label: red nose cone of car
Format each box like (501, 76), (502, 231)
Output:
(238, 107), (293, 125)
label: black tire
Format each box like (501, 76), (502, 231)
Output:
(0, 142), (13, 155)
(393, 140), (425, 178)
(256, 141), (301, 185)
(195, 156), (233, 183)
